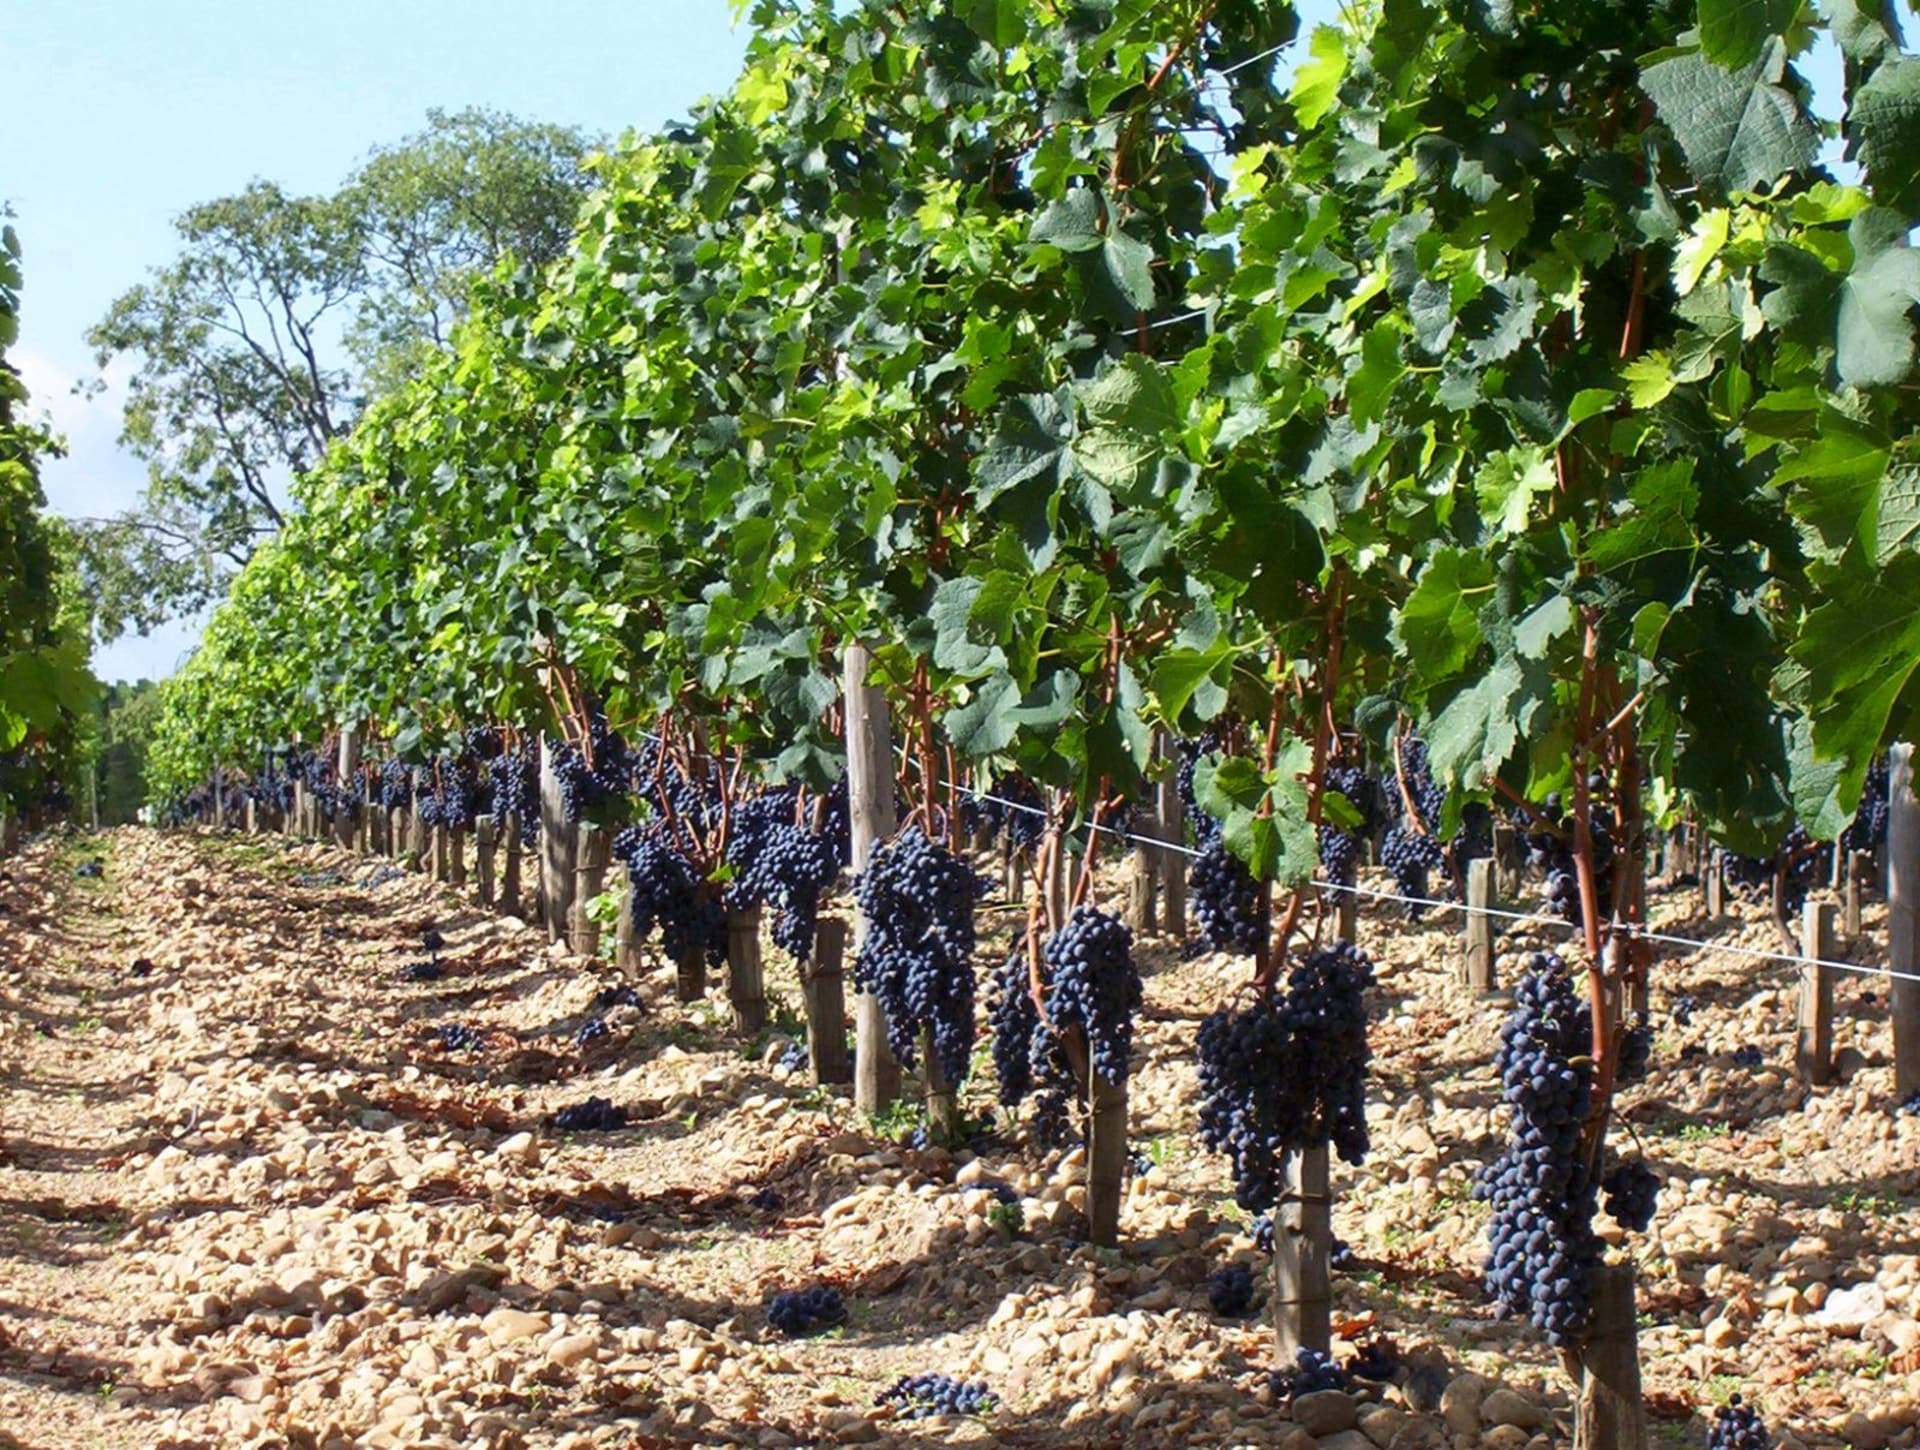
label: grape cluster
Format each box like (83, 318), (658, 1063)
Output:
(593, 983), (641, 1011)
(1721, 826), (1828, 917)
(1842, 757), (1891, 857)
(776, 1040), (809, 1074)
(547, 713), (634, 823)
(1617, 1010), (1652, 1083)
(1042, 907), (1142, 1084)
(1671, 993), (1697, 1027)
(1348, 1339), (1401, 1382)
(1521, 786), (1616, 926)
(977, 774), (1045, 852)
(1708, 1397), (1771, 1450)
(1207, 1263), (1255, 1317)
(612, 825), (727, 967)
(989, 942), (1040, 1108)
(380, 757), (414, 810)
(1250, 1213), (1274, 1252)
(1380, 827), (1446, 918)
(437, 1022), (480, 1052)
(415, 756), (476, 830)
(765, 1285), (846, 1336)
(1196, 942), (1375, 1210)
(878, 1374), (996, 1419)
(574, 1016), (610, 1048)
(553, 1096), (629, 1131)
(1475, 954), (1600, 1346)
(1317, 760), (1383, 888)
(1176, 734), (1224, 845)
(403, 960), (443, 983)
(1731, 1044), (1764, 1069)
(1601, 1159), (1660, 1232)
(853, 827), (989, 1087)
(1267, 1348), (1350, 1401)
(735, 820), (840, 961)
(487, 746), (539, 843)
(1190, 839), (1264, 955)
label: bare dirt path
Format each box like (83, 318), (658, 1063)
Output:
(0, 826), (1915, 1450)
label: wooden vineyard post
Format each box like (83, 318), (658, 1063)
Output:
(1572, 1263), (1650, 1450)
(448, 820), (468, 888)
(1086, 1066), (1127, 1247)
(431, 826), (451, 881)
(389, 807), (408, 862)
(1704, 848), (1723, 919)
(1846, 851), (1866, 938)
(474, 817), (496, 907)
(409, 807), (429, 868)
(1335, 888), (1358, 945)
(538, 737), (576, 944)
(245, 799), (260, 835)
(1796, 899), (1836, 1087)
(1272, 1148), (1332, 1359)
(0, 813), (15, 856)
(1127, 833), (1158, 933)
(845, 642), (902, 1113)
(1462, 856), (1496, 993)
(614, 879), (641, 971)
(804, 917), (851, 1085)
(726, 906), (768, 1033)
(569, 824), (610, 957)
(1888, 742), (1919, 1100)
(1493, 820), (1521, 898)
(677, 943), (708, 1002)
(502, 813), (523, 916)
(291, 779), (306, 838)
(1156, 766), (1187, 938)
(334, 728), (361, 851)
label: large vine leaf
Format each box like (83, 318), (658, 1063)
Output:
(1847, 56), (1920, 219)
(1641, 41), (1816, 195)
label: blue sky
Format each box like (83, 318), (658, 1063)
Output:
(1, 0), (749, 684)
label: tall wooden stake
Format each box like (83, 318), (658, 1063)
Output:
(334, 728), (361, 851)
(726, 906), (768, 1033)
(1156, 772), (1187, 937)
(474, 817), (496, 907)
(1796, 898), (1835, 1087)
(804, 917), (851, 1085)
(1845, 850), (1866, 938)
(1272, 1148), (1331, 1358)
(1572, 1263), (1650, 1450)
(538, 737), (576, 943)
(1463, 856), (1496, 993)
(569, 823), (610, 957)
(845, 642), (902, 1113)
(1889, 743), (1919, 1100)
(502, 813), (523, 917)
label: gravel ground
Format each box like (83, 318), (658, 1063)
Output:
(0, 826), (1915, 1450)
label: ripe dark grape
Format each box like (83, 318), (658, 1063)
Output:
(546, 712), (634, 824)
(734, 819), (840, 962)
(765, 1285), (846, 1336)
(1842, 758), (1890, 857)
(1190, 838), (1264, 955)
(1732, 1044), (1764, 1069)
(613, 825), (726, 967)
(1380, 826), (1446, 918)
(1268, 1347), (1349, 1401)
(574, 1016), (610, 1048)
(776, 1040), (809, 1074)
(978, 774), (1045, 852)
(1601, 1159), (1660, 1232)
(1175, 735), (1224, 846)
(989, 941), (1040, 1108)
(380, 757), (415, 810)
(1250, 1213), (1274, 1252)
(1347, 1339), (1401, 1382)
(1897, 1089), (1920, 1118)
(1617, 1010), (1652, 1083)
(1207, 1263), (1255, 1317)
(1707, 1396), (1771, 1450)
(553, 1096), (628, 1132)
(1196, 942), (1375, 1211)
(852, 827), (989, 1087)
(878, 1373), (996, 1419)
(437, 1022), (480, 1052)
(1474, 954), (1600, 1346)
(1042, 907), (1142, 1085)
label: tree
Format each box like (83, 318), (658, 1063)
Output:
(81, 107), (601, 639)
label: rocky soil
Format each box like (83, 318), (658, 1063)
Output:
(0, 826), (1915, 1450)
